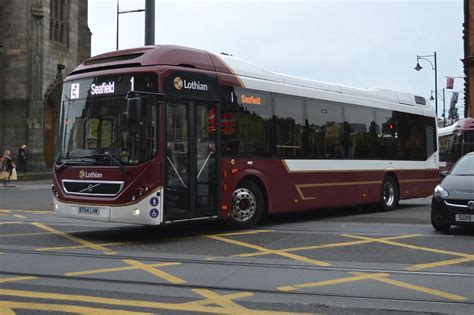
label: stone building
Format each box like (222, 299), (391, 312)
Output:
(464, 0), (474, 118)
(0, 0), (90, 170)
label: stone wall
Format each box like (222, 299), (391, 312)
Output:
(0, 0), (90, 170)
(0, 0), (30, 158)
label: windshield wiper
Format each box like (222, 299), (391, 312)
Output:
(84, 153), (129, 175)
(55, 158), (95, 173)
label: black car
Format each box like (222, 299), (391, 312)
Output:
(431, 152), (474, 231)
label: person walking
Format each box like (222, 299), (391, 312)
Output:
(18, 144), (27, 173)
(10, 162), (17, 187)
(2, 149), (14, 188)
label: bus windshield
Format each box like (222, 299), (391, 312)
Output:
(56, 94), (158, 166)
(463, 130), (474, 154)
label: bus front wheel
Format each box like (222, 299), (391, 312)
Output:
(380, 176), (399, 211)
(227, 180), (264, 228)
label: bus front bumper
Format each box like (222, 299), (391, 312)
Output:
(54, 188), (164, 225)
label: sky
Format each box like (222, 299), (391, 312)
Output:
(88, 0), (465, 119)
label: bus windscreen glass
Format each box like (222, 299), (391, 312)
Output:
(464, 130), (474, 155)
(56, 73), (158, 166)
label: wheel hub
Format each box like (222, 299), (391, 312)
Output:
(231, 188), (256, 222)
(383, 182), (395, 207)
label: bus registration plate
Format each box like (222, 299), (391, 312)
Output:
(455, 214), (474, 222)
(78, 206), (100, 216)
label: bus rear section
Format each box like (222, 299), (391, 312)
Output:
(439, 118), (474, 171)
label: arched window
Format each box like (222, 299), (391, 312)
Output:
(50, 0), (68, 44)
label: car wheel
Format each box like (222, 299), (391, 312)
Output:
(226, 180), (264, 228)
(380, 175), (399, 211)
(431, 210), (451, 232)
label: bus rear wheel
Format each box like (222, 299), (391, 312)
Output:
(227, 180), (264, 228)
(380, 176), (399, 211)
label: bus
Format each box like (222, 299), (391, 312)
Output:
(53, 45), (439, 228)
(438, 117), (474, 172)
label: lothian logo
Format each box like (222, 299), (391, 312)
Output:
(174, 77), (183, 90)
(79, 170), (103, 180)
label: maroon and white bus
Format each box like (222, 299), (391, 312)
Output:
(53, 45), (439, 228)
(438, 117), (474, 172)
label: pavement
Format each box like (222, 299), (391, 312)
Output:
(17, 171), (52, 181)
(1, 171), (52, 189)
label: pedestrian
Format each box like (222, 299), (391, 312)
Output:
(10, 162), (17, 187)
(2, 149), (13, 188)
(18, 144), (27, 173)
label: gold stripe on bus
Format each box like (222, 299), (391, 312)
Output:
(399, 179), (439, 183)
(282, 160), (438, 174)
(295, 180), (382, 201)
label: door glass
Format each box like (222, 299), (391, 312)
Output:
(195, 103), (217, 214)
(166, 103), (190, 217)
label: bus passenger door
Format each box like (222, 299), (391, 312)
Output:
(165, 101), (219, 221)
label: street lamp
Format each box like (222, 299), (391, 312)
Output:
(116, 0), (145, 50)
(415, 52), (438, 118)
(430, 89), (446, 127)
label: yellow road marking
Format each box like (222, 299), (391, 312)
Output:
(181, 290), (252, 307)
(0, 276), (38, 284)
(0, 222), (24, 225)
(278, 271), (466, 301)
(188, 289), (252, 311)
(235, 234), (420, 258)
(352, 272), (467, 301)
(0, 230), (84, 238)
(32, 222), (116, 255)
(32, 230), (272, 252)
(343, 234), (474, 270)
(13, 215), (26, 219)
(0, 305), (15, 315)
(66, 260), (186, 285)
(205, 234), (330, 267)
(65, 261), (181, 277)
(124, 259), (186, 284)
(0, 301), (153, 315)
(0, 209), (52, 214)
(408, 257), (474, 271)
(278, 273), (389, 292)
(211, 230), (273, 237)
(0, 288), (301, 314)
(36, 241), (134, 252)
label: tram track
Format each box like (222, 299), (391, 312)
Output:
(1, 269), (473, 308)
(1, 247), (473, 278)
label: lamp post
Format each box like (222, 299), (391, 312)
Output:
(415, 52), (438, 118)
(430, 88), (446, 126)
(116, 0), (145, 50)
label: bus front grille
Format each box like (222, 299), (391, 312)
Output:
(62, 180), (124, 197)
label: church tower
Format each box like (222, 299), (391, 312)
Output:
(0, 0), (91, 170)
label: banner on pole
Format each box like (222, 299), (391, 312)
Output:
(446, 77), (454, 89)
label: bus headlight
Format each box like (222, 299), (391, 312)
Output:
(434, 185), (449, 198)
(133, 208), (140, 216)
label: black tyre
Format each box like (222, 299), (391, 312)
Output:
(431, 210), (451, 232)
(380, 176), (399, 211)
(226, 180), (264, 228)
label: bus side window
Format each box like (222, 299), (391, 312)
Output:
(305, 100), (344, 159)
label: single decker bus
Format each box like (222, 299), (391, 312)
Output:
(438, 117), (474, 172)
(53, 45), (439, 228)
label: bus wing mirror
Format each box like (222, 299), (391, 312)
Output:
(126, 97), (142, 122)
